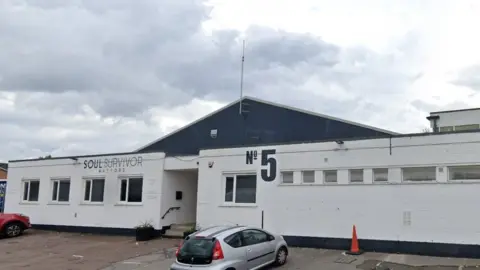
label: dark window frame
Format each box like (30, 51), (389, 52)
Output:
(22, 179), (40, 202)
(223, 173), (257, 204)
(51, 178), (71, 202)
(118, 176), (143, 203)
(83, 178), (105, 203)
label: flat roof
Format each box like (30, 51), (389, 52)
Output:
(430, 108), (480, 114)
(9, 151), (150, 163)
(198, 128), (480, 151)
(10, 128), (480, 163)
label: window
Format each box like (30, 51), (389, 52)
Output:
(223, 174), (256, 204)
(439, 126), (454, 132)
(83, 178), (105, 202)
(241, 229), (269, 246)
(281, 171), (294, 184)
(224, 232), (243, 248)
(373, 168), (388, 182)
(324, 170), (337, 183)
(349, 169), (363, 183)
(119, 177), (143, 203)
(454, 124), (480, 131)
(51, 179), (70, 202)
(402, 167), (436, 182)
(302, 171), (315, 183)
(448, 165), (480, 181)
(22, 180), (40, 202)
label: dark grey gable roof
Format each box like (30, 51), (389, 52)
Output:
(135, 96), (398, 153)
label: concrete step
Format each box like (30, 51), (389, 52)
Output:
(163, 229), (186, 239)
(170, 223), (195, 231)
(162, 223), (196, 239)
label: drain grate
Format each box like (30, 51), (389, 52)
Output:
(334, 255), (357, 264)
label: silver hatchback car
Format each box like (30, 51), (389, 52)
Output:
(170, 225), (289, 270)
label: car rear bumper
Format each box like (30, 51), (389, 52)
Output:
(170, 261), (234, 270)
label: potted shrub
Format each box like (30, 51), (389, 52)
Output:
(135, 221), (155, 241)
(182, 224), (198, 239)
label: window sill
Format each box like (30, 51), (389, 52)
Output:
(80, 202), (104, 206)
(48, 202), (70, 205)
(279, 183), (335, 186)
(19, 201), (40, 205)
(447, 179), (480, 183)
(220, 203), (257, 208)
(114, 202), (143, 207)
(402, 180), (438, 184)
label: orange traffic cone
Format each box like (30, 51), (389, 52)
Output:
(346, 225), (363, 255)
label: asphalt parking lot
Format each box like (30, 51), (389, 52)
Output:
(0, 230), (178, 270)
(3, 230), (480, 270)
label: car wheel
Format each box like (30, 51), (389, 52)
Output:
(4, 222), (24, 238)
(274, 246), (288, 266)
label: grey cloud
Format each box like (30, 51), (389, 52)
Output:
(0, 0), (432, 160)
(0, 0), (210, 116)
(451, 65), (480, 90)
(0, 0), (349, 118)
(411, 99), (471, 113)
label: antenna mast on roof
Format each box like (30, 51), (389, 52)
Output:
(239, 39), (245, 115)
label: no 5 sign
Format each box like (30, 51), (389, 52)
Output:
(245, 149), (277, 182)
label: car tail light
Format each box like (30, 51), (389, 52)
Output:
(175, 240), (183, 257)
(212, 240), (224, 260)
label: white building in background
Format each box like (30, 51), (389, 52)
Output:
(427, 108), (480, 132)
(6, 97), (480, 258)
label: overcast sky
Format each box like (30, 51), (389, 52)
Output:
(2, 0), (480, 161)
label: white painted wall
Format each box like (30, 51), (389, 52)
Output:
(164, 156), (199, 170)
(161, 170), (198, 226)
(197, 132), (480, 245)
(430, 110), (480, 129)
(5, 152), (166, 230)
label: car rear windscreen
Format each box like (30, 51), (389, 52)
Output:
(177, 238), (215, 265)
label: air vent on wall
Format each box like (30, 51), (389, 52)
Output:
(210, 129), (218, 139)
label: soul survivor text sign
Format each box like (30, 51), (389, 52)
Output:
(84, 156), (143, 173)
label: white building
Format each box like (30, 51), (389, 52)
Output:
(6, 97), (480, 258)
(427, 108), (480, 132)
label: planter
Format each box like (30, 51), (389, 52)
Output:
(136, 227), (155, 241)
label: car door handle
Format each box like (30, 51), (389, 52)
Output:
(247, 248), (252, 252)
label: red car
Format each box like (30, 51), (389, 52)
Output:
(0, 213), (31, 238)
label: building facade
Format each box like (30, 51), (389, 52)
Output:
(7, 97), (480, 257)
(196, 131), (480, 258)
